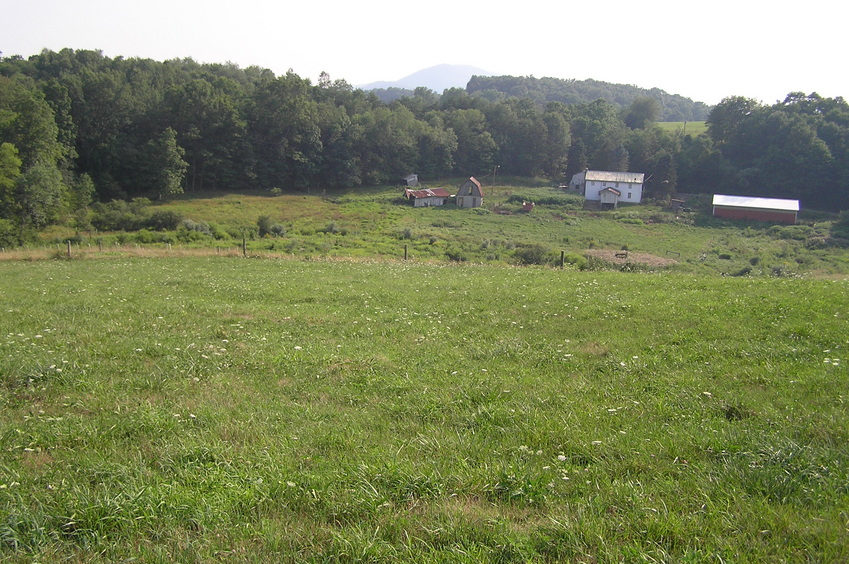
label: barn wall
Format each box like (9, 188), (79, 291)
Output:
(713, 207), (797, 224)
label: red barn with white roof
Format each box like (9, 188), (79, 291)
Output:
(712, 194), (799, 224)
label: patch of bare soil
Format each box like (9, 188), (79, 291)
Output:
(585, 249), (677, 267)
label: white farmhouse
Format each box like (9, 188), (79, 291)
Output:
(569, 169), (645, 207)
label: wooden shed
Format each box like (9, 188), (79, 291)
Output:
(712, 194), (799, 224)
(405, 187), (450, 207)
(598, 187), (621, 210)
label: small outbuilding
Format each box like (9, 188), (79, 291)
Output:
(405, 187), (450, 207)
(456, 177), (484, 208)
(401, 174), (419, 187)
(712, 194), (799, 224)
(598, 187), (622, 210)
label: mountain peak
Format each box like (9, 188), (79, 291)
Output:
(359, 64), (495, 93)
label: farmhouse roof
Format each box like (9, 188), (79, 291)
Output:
(406, 187), (450, 199)
(712, 194), (800, 212)
(585, 170), (644, 183)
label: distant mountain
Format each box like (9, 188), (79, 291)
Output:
(359, 64), (495, 94)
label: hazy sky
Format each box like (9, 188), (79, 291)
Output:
(2, 0), (844, 106)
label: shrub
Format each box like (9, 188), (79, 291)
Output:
(0, 219), (21, 248)
(134, 229), (174, 245)
(323, 221), (340, 234)
(514, 244), (552, 266)
(563, 252), (588, 270)
(179, 219), (213, 237)
(830, 211), (849, 239)
(768, 224), (815, 241)
(445, 248), (468, 262)
(257, 215), (273, 237)
(146, 210), (184, 231)
(91, 199), (150, 231)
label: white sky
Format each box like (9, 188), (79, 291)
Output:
(2, 0), (845, 106)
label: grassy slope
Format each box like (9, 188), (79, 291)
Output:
(657, 121), (708, 136)
(1, 257), (847, 561)
(39, 183), (848, 277)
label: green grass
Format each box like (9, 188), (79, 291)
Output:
(657, 121), (708, 137)
(1, 257), (847, 561)
(32, 184), (849, 277)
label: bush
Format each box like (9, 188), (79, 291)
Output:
(514, 244), (552, 265)
(563, 252), (588, 270)
(91, 199), (150, 231)
(258, 215), (285, 237)
(134, 229), (174, 245)
(769, 225), (815, 241)
(445, 248), (469, 262)
(0, 219), (26, 248)
(831, 211), (849, 239)
(146, 210), (184, 231)
(323, 221), (340, 234)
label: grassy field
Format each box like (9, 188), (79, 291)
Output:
(25, 182), (849, 277)
(657, 122), (708, 137)
(1, 256), (847, 561)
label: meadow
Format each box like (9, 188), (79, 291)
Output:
(1, 256), (847, 561)
(656, 122), (708, 137)
(24, 182), (849, 277)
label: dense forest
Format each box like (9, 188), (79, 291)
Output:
(1, 48), (849, 244)
(464, 75), (711, 121)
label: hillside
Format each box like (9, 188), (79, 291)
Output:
(24, 184), (849, 277)
(467, 75), (711, 121)
(359, 66), (711, 120)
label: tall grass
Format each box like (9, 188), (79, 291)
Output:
(1, 257), (847, 561)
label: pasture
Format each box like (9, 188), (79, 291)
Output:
(1, 256), (847, 561)
(26, 183), (849, 277)
(656, 121), (708, 137)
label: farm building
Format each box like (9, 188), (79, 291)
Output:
(598, 187), (622, 210)
(712, 194), (799, 224)
(401, 174), (419, 187)
(404, 187), (451, 207)
(456, 177), (484, 208)
(569, 169), (644, 205)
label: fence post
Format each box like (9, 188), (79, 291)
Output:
(242, 237), (247, 257)
(404, 244), (408, 261)
(560, 250), (565, 268)
(67, 240), (72, 258)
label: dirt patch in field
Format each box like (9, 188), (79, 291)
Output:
(585, 249), (677, 267)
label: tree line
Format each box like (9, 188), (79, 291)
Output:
(464, 75), (711, 122)
(1, 48), (848, 244)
